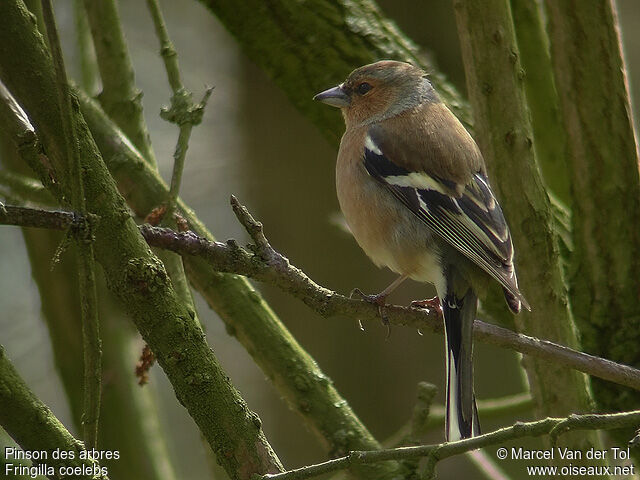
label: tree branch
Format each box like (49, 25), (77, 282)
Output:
(146, 0), (212, 218)
(0, 170), (54, 205)
(544, 0), (640, 426)
(83, 0), (157, 166)
(4, 202), (638, 392)
(196, 0), (472, 146)
(138, 207), (640, 393)
(453, 0), (603, 463)
(41, 0), (102, 450)
(0, 346), (109, 480)
(258, 409), (640, 480)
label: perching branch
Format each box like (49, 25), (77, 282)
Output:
(258, 409), (640, 480)
(3, 201), (639, 392)
(41, 0), (102, 450)
(140, 199), (640, 393)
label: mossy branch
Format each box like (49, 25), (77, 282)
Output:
(0, 347), (109, 480)
(83, 0), (157, 166)
(544, 0), (640, 424)
(196, 0), (472, 144)
(41, 0), (102, 450)
(453, 0), (602, 464)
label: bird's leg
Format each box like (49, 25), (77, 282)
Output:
(410, 296), (442, 315)
(350, 274), (408, 337)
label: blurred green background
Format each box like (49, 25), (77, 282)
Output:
(1, 1), (638, 478)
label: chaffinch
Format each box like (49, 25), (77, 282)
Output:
(314, 60), (529, 441)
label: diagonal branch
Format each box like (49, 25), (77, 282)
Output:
(139, 204), (640, 393)
(0, 346), (109, 480)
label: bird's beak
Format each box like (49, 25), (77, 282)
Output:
(313, 84), (350, 108)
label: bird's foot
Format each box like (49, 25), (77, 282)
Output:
(410, 296), (442, 316)
(349, 288), (391, 339)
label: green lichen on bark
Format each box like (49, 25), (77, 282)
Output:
(510, 0), (570, 206)
(83, 0), (157, 167)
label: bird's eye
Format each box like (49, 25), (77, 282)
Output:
(357, 82), (372, 95)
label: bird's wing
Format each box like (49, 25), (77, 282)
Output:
(362, 129), (529, 309)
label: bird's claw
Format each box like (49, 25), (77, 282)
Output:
(349, 288), (391, 339)
(410, 296), (442, 315)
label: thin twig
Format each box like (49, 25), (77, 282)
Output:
(388, 390), (533, 447)
(259, 410), (640, 480)
(41, 0), (101, 450)
(3, 203), (640, 392)
(0, 83), (61, 200)
(145, 0), (212, 219)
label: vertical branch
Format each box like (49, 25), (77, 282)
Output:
(41, 0), (102, 450)
(83, 0), (157, 167)
(73, 0), (99, 95)
(452, 0), (605, 467)
(510, 0), (570, 206)
(145, 0), (212, 218)
(143, 0), (211, 385)
(544, 0), (640, 427)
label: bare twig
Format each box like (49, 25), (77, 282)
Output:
(41, 0), (102, 450)
(259, 410), (640, 480)
(145, 0), (212, 219)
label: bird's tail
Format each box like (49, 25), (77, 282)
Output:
(442, 288), (480, 441)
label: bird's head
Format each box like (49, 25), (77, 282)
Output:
(314, 60), (437, 127)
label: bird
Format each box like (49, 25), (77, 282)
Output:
(314, 60), (529, 441)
